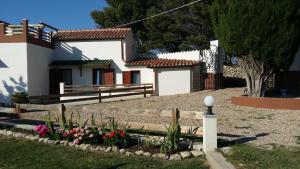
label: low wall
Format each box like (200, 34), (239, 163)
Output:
(231, 96), (300, 110)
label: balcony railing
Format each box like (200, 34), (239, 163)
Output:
(0, 19), (54, 46)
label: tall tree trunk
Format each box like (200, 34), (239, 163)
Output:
(239, 56), (274, 97)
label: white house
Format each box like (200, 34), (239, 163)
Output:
(0, 20), (223, 105)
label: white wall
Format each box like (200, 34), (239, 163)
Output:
(0, 43), (28, 104)
(53, 37), (149, 85)
(27, 43), (53, 96)
(149, 40), (222, 74)
(124, 31), (137, 62)
(289, 46), (300, 71)
(156, 68), (191, 96)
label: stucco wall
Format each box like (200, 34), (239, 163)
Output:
(0, 43), (28, 104)
(156, 68), (191, 96)
(27, 43), (53, 96)
(148, 40), (222, 74)
(53, 38), (150, 85)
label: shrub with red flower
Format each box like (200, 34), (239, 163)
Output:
(103, 129), (127, 147)
(34, 125), (49, 137)
(34, 124), (128, 148)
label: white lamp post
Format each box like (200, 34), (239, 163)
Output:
(204, 95), (215, 115)
(203, 96), (217, 153)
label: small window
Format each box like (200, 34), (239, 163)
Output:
(131, 71), (140, 84)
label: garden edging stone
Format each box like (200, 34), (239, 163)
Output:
(0, 128), (205, 161)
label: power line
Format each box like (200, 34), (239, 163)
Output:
(112, 0), (203, 28)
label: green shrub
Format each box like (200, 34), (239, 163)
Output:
(160, 124), (181, 154)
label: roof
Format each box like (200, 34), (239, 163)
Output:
(53, 28), (131, 41)
(50, 59), (113, 66)
(126, 58), (201, 68)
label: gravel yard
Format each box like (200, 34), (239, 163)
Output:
(77, 87), (300, 148)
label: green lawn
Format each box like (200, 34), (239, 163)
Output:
(0, 135), (208, 169)
(224, 144), (300, 169)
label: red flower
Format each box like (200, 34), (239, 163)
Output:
(119, 130), (125, 138)
(109, 131), (115, 138)
(63, 132), (69, 137)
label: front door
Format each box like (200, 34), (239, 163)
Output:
(92, 68), (103, 85)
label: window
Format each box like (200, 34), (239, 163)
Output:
(131, 71), (140, 84)
(123, 71), (140, 85)
(92, 69), (103, 85)
(58, 69), (72, 85)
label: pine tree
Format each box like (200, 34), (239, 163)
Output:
(210, 0), (300, 97)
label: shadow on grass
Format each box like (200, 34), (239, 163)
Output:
(218, 133), (269, 147)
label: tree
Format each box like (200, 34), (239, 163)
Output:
(210, 0), (300, 97)
(91, 0), (213, 53)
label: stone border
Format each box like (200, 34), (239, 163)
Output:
(0, 129), (204, 161)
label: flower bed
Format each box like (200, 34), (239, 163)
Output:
(0, 125), (204, 161)
(34, 124), (127, 148)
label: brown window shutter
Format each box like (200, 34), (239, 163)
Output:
(123, 71), (131, 85)
(103, 70), (115, 85)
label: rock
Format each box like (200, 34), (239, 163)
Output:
(112, 146), (119, 152)
(143, 152), (151, 157)
(48, 140), (55, 144)
(169, 154), (182, 161)
(59, 140), (65, 144)
(104, 147), (112, 153)
(119, 149), (126, 154)
(89, 146), (98, 151)
(134, 150), (143, 156)
(180, 151), (192, 159)
(68, 142), (75, 147)
(6, 131), (13, 136)
(64, 141), (69, 146)
(98, 146), (106, 151)
(80, 144), (90, 150)
(125, 152), (133, 156)
(54, 140), (60, 145)
(43, 138), (49, 143)
(220, 147), (232, 155)
(29, 136), (37, 141)
(192, 142), (203, 151)
(152, 153), (167, 159)
(38, 138), (44, 142)
(191, 150), (204, 157)
(33, 136), (40, 141)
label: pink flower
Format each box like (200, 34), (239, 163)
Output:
(73, 138), (80, 145)
(34, 125), (49, 137)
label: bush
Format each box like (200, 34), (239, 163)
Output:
(34, 115), (129, 148)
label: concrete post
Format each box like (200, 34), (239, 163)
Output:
(59, 82), (65, 101)
(203, 114), (217, 153)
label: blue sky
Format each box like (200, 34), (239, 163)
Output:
(0, 0), (108, 30)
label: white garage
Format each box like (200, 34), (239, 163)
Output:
(126, 58), (202, 96)
(155, 68), (191, 96)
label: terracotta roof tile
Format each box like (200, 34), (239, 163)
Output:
(126, 58), (200, 68)
(53, 28), (131, 41)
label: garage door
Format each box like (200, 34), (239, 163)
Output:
(156, 68), (191, 96)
